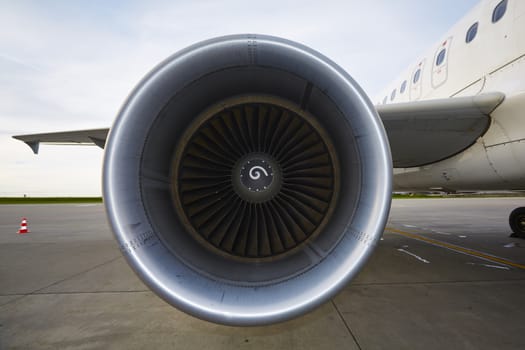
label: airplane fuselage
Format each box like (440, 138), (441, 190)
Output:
(379, 0), (525, 191)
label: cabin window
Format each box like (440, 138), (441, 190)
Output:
(436, 48), (446, 66)
(400, 80), (407, 93)
(466, 22), (478, 43)
(492, 0), (507, 23)
(413, 68), (421, 84)
(390, 89), (396, 101)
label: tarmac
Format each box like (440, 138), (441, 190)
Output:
(1, 198), (525, 349)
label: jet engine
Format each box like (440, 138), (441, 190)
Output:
(103, 34), (392, 326)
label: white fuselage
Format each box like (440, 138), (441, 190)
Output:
(378, 0), (525, 191)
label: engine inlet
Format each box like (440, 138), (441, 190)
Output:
(105, 34), (392, 326)
(174, 99), (337, 259)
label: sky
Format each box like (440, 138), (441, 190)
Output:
(0, 0), (480, 196)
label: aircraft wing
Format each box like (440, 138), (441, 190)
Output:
(378, 92), (504, 167)
(13, 92), (504, 168)
(12, 128), (109, 154)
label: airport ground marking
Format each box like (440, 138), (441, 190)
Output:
(386, 227), (525, 270)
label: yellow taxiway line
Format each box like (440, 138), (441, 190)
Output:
(386, 227), (525, 270)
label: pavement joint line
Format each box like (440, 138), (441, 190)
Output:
(0, 290), (150, 296)
(386, 227), (525, 270)
(330, 300), (362, 350)
(3, 280), (525, 297)
(349, 279), (525, 287)
(0, 255), (123, 309)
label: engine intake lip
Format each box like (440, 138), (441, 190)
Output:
(103, 34), (392, 326)
(173, 96), (338, 260)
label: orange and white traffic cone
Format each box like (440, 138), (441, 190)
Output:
(18, 217), (30, 234)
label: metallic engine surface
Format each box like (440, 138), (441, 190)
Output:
(103, 34), (392, 325)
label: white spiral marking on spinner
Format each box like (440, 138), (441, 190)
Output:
(249, 166), (269, 180)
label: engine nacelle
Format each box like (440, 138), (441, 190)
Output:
(103, 34), (392, 326)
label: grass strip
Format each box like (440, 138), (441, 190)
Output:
(0, 197), (103, 204)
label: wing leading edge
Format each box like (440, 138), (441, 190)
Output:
(12, 92), (504, 167)
(13, 128), (109, 154)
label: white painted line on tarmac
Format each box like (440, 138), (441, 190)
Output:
(467, 262), (510, 270)
(397, 248), (430, 264)
(388, 227), (525, 270)
(435, 231), (452, 235)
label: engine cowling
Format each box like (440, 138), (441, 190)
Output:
(103, 34), (392, 326)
